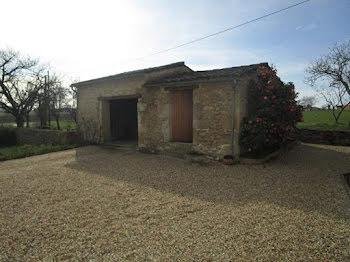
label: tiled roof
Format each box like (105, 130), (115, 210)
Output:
(72, 62), (188, 87)
(144, 63), (269, 87)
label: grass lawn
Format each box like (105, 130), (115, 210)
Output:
(49, 121), (76, 130)
(1, 120), (76, 130)
(0, 144), (76, 161)
(297, 110), (350, 131)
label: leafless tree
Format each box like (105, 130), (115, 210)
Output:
(299, 96), (317, 109)
(65, 78), (79, 124)
(67, 86), (77, 123)
(49, 75), (67, 130)
(306, 41), (350, 125)
(0, 48), (46, 127)
(316, 84), (350, 124)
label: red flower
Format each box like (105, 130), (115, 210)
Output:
(248, 148), (252, 152)
(264, 96), (268, 100)
(272, 95), (276, 99)
(248, 120), (253, 124)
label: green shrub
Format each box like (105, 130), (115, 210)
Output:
(240, 66), (302, 158)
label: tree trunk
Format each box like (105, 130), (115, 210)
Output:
(26, 114), (30, 128)
(16, 116), (24, 128)
(334, 106), (346, 125)
(332, 108), (339, 124)
(56, 116), (60, 130)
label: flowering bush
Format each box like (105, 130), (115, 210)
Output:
(240, 66), (302, 157)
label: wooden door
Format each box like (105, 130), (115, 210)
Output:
(172, 90), (193, 142)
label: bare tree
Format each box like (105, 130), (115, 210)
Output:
(306, 41), (350, 125)
(299, 96), (317, 109)
(65, 79), (78, 124)
(316, 84), (350, 124)
(0, 48), (45, 127)
(49, 76), (68, 130)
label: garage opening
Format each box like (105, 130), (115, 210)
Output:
(109, 98), (138, 141)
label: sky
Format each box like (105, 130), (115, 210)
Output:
(1, 0), (349, 105)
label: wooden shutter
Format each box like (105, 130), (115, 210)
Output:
(172, 89), (193, 142)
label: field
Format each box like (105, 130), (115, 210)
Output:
(0, 144), (76, 161)
(298, 110), (350, 131)
(0, 112), (76, 130)
(1, 110), (349, 132)
(0, 120), (76, 130)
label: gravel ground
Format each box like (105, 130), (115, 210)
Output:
(0, 143), (350, 261)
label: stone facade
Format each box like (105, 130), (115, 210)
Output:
(76, 64), (190, 142)
(74, 62), (266, 158)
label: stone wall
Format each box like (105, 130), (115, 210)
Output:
(138, 78), (251, 158)
(138, 87), (171, 150)
(15, 128), (79, 145)
(298, 129), (350, 146)
(77, 75), (146, 143)
(76, 65), (253, 158)
(192, 82), (233, 156)
(77, 66), (190, 144)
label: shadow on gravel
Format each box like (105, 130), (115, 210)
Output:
(65, 144), (350, 220)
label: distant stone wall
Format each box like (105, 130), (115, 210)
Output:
(15, 128), (80, 145)
(0, 128), (17, 146)
(298, 129), (350, 146)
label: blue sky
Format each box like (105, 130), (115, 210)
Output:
(1, 0), (349, 104)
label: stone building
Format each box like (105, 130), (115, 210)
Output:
(73, 61), (271, 159)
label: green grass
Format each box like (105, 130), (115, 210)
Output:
(48, 121), (76, 130)
(0, 144), (76, 161)
(297, 110), (350, 131)
(0, 121), (76, 130)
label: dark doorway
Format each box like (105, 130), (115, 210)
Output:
(110, 99), (138, 141)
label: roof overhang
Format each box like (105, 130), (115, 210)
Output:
(143, 77), (237, 88)
(71, 61), (188, 87)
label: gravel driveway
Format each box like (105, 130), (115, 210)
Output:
(0, 143), (350, 261)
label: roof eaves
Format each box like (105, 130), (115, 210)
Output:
(143, 62), (269, 88)
(71, 61), (187, 87)
(144, 77), (238, 88)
